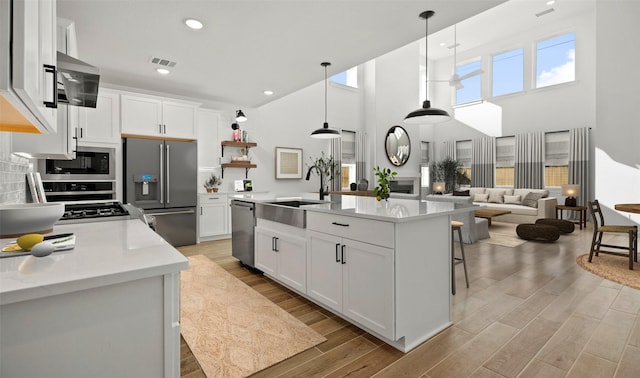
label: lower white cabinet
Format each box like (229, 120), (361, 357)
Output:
(198, 194), (228, 240)
(307, 229), (394, 339)
(255, 219), (307, 293)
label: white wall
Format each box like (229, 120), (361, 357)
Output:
(595, 0), (640, 225)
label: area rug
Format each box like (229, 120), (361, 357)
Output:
(577, 253), (640, 290)
(484, 233), (527, 248)
(180, 255), (326, 377)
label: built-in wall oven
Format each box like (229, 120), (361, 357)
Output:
(38, 146), (116, 202)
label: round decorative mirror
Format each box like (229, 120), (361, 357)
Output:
(385, 125), (411, 166)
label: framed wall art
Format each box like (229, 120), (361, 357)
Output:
(275, 147), (303, 179)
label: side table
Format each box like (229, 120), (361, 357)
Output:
(556, 205), (587, 230)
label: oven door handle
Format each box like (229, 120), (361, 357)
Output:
(147, 210), (195, 216)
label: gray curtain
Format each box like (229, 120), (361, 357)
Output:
(442, 140), (455, 160)
(569, 127), (590, 206)
(514, 132), (545, 189)
(471, 137), (495, 188)
(330, 133), (342, 192)
(355, 131), (367, 183)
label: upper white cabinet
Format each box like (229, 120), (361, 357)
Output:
(77, 88), (120, 144)
(0, 0), (57, 134)
(121, 94), (199, 139)
(197, 109), (221, 169)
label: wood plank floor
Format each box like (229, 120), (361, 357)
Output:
(177, 222), (640, 377)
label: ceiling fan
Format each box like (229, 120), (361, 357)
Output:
(431, 24), (483, 89)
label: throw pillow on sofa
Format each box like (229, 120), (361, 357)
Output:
(474, 193), (489, 203)
(504, 195), (522, 204)
(487, 189), (506, 204)
(522, 192), (545, 208)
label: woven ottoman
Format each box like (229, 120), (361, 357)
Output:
(516, 223), (560, 242)
(535, 218), (575, 234)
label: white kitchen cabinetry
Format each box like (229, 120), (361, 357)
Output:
(307, 212), (394, 339)
(11, 18), (78, 158)
(198, 109), (221, 168)
(198, 194), (229, 240)
(0, 0), (57, 134)
(121, 93), (198, 139)
(77, 88), (120, 144)
(255, 219), (307, 293)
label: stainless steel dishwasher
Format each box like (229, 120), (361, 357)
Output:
(231, 200), (256, 268)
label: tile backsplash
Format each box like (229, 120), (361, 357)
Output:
(0, 133), (30, 204)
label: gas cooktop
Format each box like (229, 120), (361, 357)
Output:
(59, 201), (130, 223)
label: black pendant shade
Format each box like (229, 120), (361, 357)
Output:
(404, 10), (450, 125)
(311, 62), (341, 139)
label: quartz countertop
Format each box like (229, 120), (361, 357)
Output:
(0, 219), (188, 305)
(230, 193), (476, 223)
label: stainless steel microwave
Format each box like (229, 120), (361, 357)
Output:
(38, 146), (115, 181)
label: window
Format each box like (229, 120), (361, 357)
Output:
(544, 131), (569, 187)
(331, 66), (358, 88)
(456, 140), (472, 183)
(420, 141), (430, 188)
(492, 48), (524, 97)
(455, 60), (482, 105)
(536, 32), (575, 88)
(495, 136), (515, 187)
(341, 130), (356, 189)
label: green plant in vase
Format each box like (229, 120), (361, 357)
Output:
(204, 173), (222, 193)
(373, 166), (397, 201)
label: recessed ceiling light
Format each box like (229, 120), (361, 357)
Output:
(156, 68), (170, 75)
(184, 18), (203, 30)
(546, 0), (555, 5)
(439, 42), (446, 47)
(263, 90), (274, 96)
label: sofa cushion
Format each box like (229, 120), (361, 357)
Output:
(474, 193), (489, 203)
(487, 189), (506, 204)
(469, 188), (486, 197)
(504, 194), (522, 205)
(522, 192), (546, 208)
(514, 188), (549, 198)
(474, 202), (538, 216)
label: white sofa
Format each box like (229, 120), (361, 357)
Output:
(464, 187), (557, 224)
(424, 195), (490, 244)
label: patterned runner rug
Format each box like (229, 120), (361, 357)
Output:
(180, 255), (326, 377)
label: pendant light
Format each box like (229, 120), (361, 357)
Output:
(311, 62), (341, 139)
(404, 10), (451, 124)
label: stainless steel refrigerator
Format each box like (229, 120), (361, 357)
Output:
(123, 138), (197, 247)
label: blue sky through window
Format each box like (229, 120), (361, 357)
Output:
(331, 71), (347, 85)
(536, 32), (575, 88)
(493, 48), (524, 96)
(456, 60), (482, 104)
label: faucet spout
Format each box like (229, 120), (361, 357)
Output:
(305, 165), (325, 200)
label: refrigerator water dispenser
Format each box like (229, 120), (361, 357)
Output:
(134, 174), (158, 201)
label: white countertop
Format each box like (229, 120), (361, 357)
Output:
(0, 219), (188, 305)
(230, 193), (476, 223)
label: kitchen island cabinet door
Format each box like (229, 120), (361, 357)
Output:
(307, 230), (343, 313)
(342, 238), (394, 339)
(255, 221), (307, 293)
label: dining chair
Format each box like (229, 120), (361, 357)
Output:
(588, 200), (638, 270)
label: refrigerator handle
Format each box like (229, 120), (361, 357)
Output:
(166, 144), (171, 204)
(159, 143), (164, 204)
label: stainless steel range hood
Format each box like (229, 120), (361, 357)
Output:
(57, 51), (100, 108)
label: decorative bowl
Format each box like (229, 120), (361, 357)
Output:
(0, 203), (65, 238)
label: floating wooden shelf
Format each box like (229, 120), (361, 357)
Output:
(220, 141), (258, 178)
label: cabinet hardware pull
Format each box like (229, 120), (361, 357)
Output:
(272, 237), (275, 251)
(80, 128), (83, 138)
(335, 243), (341, 262)
(163, 124), (167, 134)
(274, 237), (279, 252)
(159, 124), (162, 134)
(43, 65), (57, 108)
(200, 207), (203, 215)
(331, 222), (349, 227)
(341, 244), (346, 264)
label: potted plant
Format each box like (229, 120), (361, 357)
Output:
(373, 166), (397, 201)
(204, 173), (222, 193)
(307, 152), (340, 199)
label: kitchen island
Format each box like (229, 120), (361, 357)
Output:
(232, 193), (475, 352)
(0, 219), (188, 378)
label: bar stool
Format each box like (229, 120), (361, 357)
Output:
(451, 221), (469, 295)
